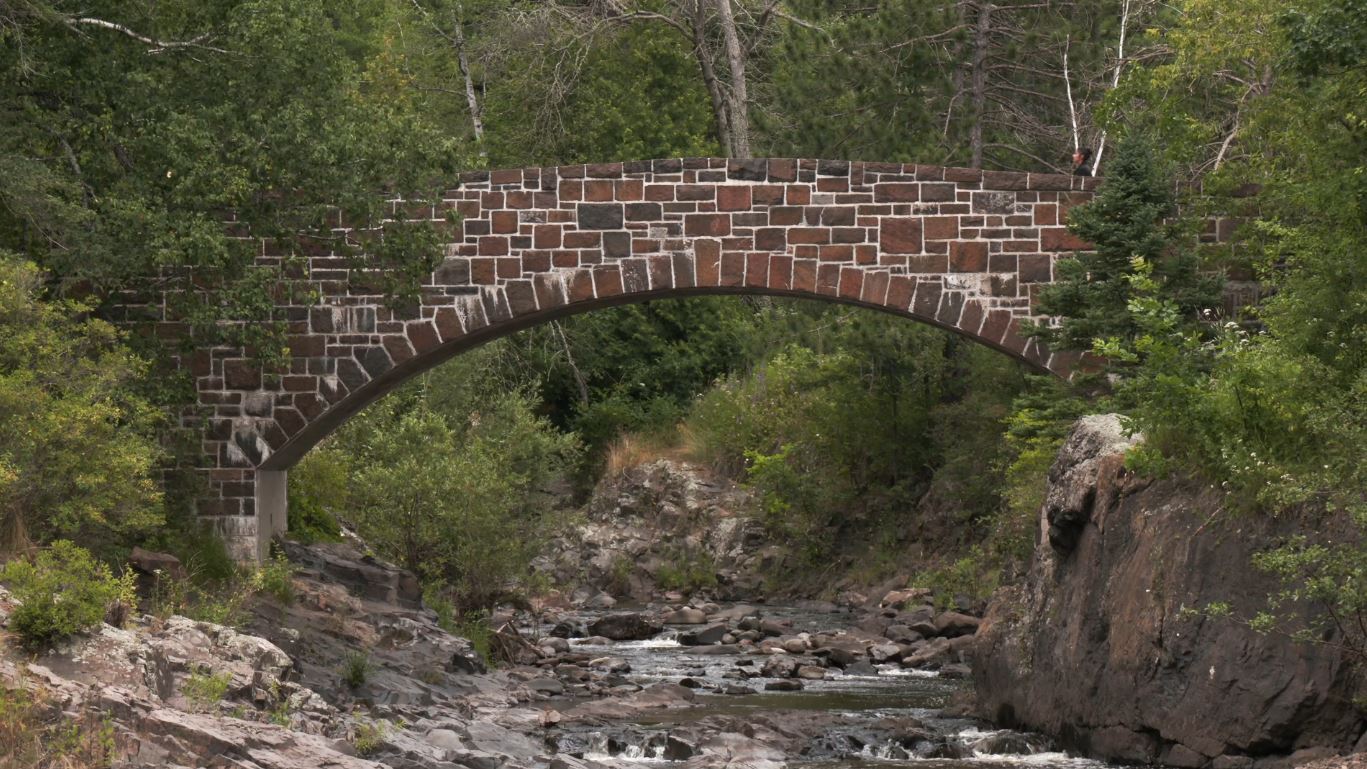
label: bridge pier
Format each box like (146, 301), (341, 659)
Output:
(201, 468), (287, 562)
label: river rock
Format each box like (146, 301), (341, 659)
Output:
(764, 679), (803, 691)
(931, 611), (979, 638)
(796, 665), (826, 680)
(664, 608), (709, 625)
(588, 613), (663, 641)
(781, 637), (809, 653)
(760, 656), (800, 678)
(678, 624), (730, 646)
(868, 642), (903, 663)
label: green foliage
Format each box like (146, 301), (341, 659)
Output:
(286, 448), (348, 543)
(257, 551), (296, 605)
(655, 549), (718, 593)
(341, 651), (372, 689)
(1252, 533), (1367, 659)
(353, 719), (390, 757)
(182, 668), (232, 712)
(451, 610), (495, 667)
(0, 256), (163, 554)
(909, 548), (1000, 611)
(1028, 137), (1222, 353)
(0, 540), (136, 651)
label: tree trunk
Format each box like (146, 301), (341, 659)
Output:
(689, 0), (734, 156)
(969, 0), (992, 168)
(714, 0), (751, 157)
(451, 4), (485, 145)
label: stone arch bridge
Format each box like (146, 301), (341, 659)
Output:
(141, 157), (1228, 560)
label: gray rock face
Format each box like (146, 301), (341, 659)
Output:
(973, 414), (1365, 765)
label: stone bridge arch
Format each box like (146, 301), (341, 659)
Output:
(174, 157), (1111, 559)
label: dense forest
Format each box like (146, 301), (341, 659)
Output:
(0, 0), (1363, 665)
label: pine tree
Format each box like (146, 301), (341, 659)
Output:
(1028, 136), (1221, 351)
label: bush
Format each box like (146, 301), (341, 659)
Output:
(341, 651), (371, 688)
(182, 668), (232, 712)
(0, 540), (135, 651)
(256, 551), (296, 605)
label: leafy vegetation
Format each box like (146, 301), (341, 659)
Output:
(0, 540), (136, 651)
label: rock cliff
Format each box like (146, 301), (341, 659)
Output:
(973, 415), (1364, 767)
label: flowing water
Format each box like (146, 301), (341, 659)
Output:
(533, 605), (1118, 769)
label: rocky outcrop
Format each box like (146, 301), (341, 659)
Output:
(533, 460), (767, 600)
(973, 414), (1365, 767)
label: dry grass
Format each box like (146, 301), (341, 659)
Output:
(604, 428), (708, 476)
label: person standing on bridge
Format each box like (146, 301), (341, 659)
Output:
(1072, 148), (1094, 176)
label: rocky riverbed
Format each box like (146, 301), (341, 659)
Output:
(0, 536), (1103, 769)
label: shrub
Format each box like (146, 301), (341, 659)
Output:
(182, 668), (232, 712)
(0, 540), (136, 651)
(341, 651), (372, 688)
(353, 719), (389, 756)
(255, 551), (296, 605)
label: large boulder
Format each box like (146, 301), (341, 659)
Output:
(588, 613), (663, 641)
(973, 415), (1365, 765)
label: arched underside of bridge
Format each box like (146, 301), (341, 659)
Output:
(168, 157), (1104, 559)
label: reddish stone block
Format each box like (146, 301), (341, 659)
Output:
(568, 269), (596, 302)
(980, 309), (1012, 344)
(838, 267), (863, 300)
(937, 290), (964, 326)
(958, 300), (984, 335)
(491, 211), (517, 234)
(787, 186), (811, 205)
(645, 184), (674, 201)
(383, 334), (415, 364)
(434, 307), (464, 341)
(685, 214), (731, 237)
(818, 244), (853, 262)
(621, 258), (649, 293)
(615, 179), (644, 201)
(522, 251), (551, 272)
(491, 169), (521, 186)
(768, 159), (797, 182)
(755, 228), (787, 251)
(594, 265), (624, 297)
(718, 186), (752, 211)
(481, 191), (504, 210)
(924, 216), (960, 240)
(478, 236), (509, 256)
(534, 224), (562, 249)
(921, 183), (956, 202)
(817, 177), (849, 193)
(585, 162), (623, 178)
(745, 253), (768, 287)
(673, 253), (697, 289)
(788, 227), (831, 245)
(988, 253), (1018, 272)
(753, 185), (785, 205)
(907, 254), (949, 272)
(768, 255), (793, 290)
(678, 185), (716, 201)
(792, 259), (817, 292)
(564, 231), (601, 248)
(950, 241), (988, 272)
(505, 191), (533, 209)
(1018, 253), (1052, 283)
(861, 270), (889, 304)
(534, 274), (565, 309)
(408, 321), (441, 354)
(1041, 227), (1091, 251)
(223, 359), (260, 390)
(584, 180), (615, 202)
(769, 206), (803, 226)
(875, 183), (919, 203)
(855, 244), (878, 264)
(880, 219), (923, 254)
(695, 239), (721, 286)
(816, 263), (841, 296)
(496, 257), (520, 279)
(912, 279), (942, 318)
(885, 275), (918, 308)
(720, 251), (746, 287)
(648, 254), (673, 289)
(1033, 203), (1058, 226)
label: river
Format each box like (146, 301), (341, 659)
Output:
(522, 603), (1119, 769)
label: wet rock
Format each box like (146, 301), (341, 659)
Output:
(550, 620), (584, 639)
(526, 677), (566, 695)
(868, 642), (903, 663)
(760, 656), (800, 679)
(679, 677), (705, 688)
(722, 685), (756, 695)
(587, 613), (662, 641)
(666, 734), (699, 760)
(678, 624), (730, 646)
(582, 592), (617, 611)
(796, 666), (826, 680)
(843, 660), (879, 676)
(969, 731), (1044, 755)
(764, 679), (803, 691)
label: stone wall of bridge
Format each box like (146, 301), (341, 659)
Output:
(151, 157), (1124, 559)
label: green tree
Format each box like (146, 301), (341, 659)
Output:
(0, 256), (162, 554)
(1028, 136), (1221, 353)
